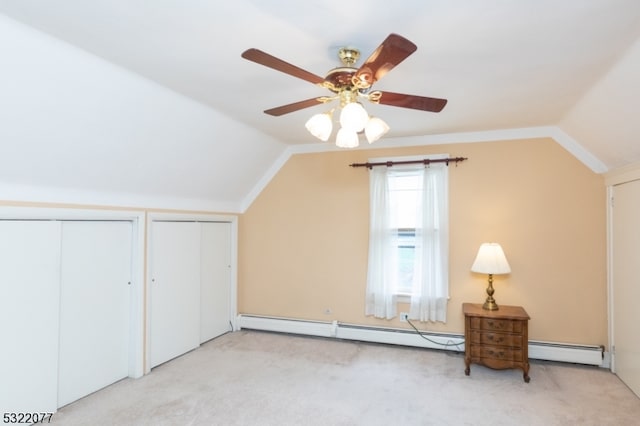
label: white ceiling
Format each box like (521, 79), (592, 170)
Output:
(1, 0), (639, 211)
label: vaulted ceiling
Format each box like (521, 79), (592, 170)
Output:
(1, 1), (639, 212)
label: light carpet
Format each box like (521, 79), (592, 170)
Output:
(50, 330), (640, 425)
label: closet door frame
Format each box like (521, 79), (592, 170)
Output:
(0, 206), (146, 379)
(145, 212), (238, 374)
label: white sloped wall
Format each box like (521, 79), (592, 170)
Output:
(0, 13), (285, 212)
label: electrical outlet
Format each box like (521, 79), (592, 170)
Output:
(400, 312), (409, 322)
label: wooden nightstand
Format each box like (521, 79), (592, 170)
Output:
(463, 302), (530, 383)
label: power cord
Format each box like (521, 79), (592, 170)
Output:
(406, 318), (465, 350)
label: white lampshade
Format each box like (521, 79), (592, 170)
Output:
(339, 102), (369, 132)
(471, 243), (511, 274)
(364, 117), (390, 143)
(335, 128), (359, 148)
(305, 112), (333, 141)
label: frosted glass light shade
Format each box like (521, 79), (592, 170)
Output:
(339, 102), (368, 132)
(364, 117), (390, 143)
(471, 243), (511, 274)
(305, 112), (333, 141)
(335, 128), (359, 148)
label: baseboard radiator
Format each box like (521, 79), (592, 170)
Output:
(236, 314), (605, 367)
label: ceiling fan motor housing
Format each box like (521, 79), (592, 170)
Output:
(323, 67), (359, 93)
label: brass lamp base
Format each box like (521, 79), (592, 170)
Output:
(483, 298), (499, 311)
(482, 273), (499, 311)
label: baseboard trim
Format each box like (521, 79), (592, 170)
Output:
(237, 314), (607, 367)
(528, 340), (605, 366)
(336, 322), (465, 351)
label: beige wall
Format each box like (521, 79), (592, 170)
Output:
(239, 138), (608, 346)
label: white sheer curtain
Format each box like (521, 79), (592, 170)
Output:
(365, 167), (398, 319)
(365, 162), (449, 322)
(409, 164), (449, 322)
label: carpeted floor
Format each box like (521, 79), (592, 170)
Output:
(50, 330), (640, 425)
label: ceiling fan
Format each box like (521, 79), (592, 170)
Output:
(241, 33), (447, 147)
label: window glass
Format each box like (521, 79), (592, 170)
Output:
(388, 170), (421, 294)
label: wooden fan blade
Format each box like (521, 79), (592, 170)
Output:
(376, 91), (448, 112)
(264, 98), (325, 116)
(241, 48), (324, 85)
(355, 34), (417, 87)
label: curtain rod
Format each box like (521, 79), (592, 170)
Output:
(350, 156), (468, 169)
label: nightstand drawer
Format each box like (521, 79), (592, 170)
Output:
(469, 330), (523, 347)
(470, 317), (523, 333)
(470, 344), (523, 361)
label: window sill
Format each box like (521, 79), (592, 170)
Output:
(396, 294), (412, 304)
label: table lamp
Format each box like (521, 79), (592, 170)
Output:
(471, 243), (511, 311)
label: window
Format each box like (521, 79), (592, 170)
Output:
(388, 169), (422, 295)
(365, 156), (449, 323)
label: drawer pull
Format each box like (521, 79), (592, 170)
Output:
(488, 349), (505, 358)
(486, 320), (504, 330)
(487, 334), (505, 343)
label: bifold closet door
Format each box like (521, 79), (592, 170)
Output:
(200, 222), (232, 342)
(57, 221), (133, 407)
(0, 221), (62, 413)
(150, 221), (201, 368)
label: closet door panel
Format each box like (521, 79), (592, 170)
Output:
(0, 221), (61, 413)
(57, 221), (132, 407)
(612, 180), (640, 397)
(200, 222), (232, 342)
(150, 221), (201, 368)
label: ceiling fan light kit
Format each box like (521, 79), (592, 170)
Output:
(241, 34), (447, 148)
(305, 105), (389, 147)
